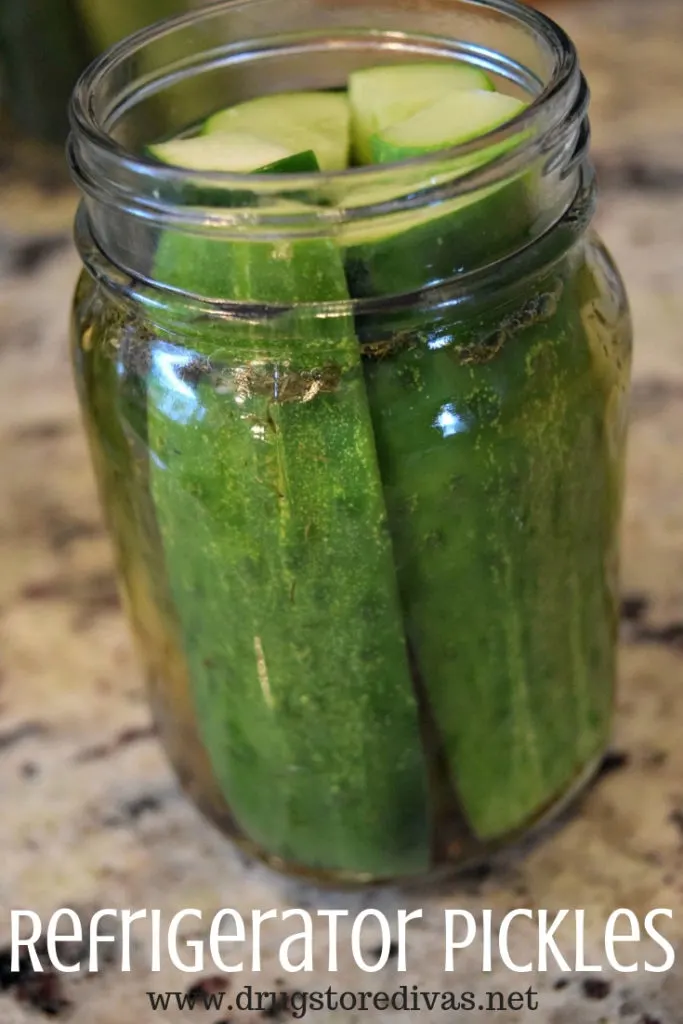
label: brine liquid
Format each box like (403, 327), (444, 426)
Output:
(71, 233), (631, 883)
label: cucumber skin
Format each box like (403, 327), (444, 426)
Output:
(250, 151), (320, 174)
(349, 63), (495, 165)
(145, 149), (320, 207)
(344, 176), (533, 299)
(146, 232), (432, 876)
(71, 279), (236, 830)
(202, 92), (351, 173)
(147, 148), (320, 175)
(359, 247), (628, 838)
(368, 96), (526, 166)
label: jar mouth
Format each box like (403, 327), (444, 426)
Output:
(68, 0), (584, 230)
(75, 161), (595, 322)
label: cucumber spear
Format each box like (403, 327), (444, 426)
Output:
(145, 120), (432, 877)
(344, 73), (615, 838)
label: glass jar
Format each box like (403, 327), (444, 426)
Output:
(68, 0), (632, 885)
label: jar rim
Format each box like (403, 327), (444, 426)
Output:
(71, 0), (574, 179)
(74, 162), (595, 320)
(68, 0), (583, 229)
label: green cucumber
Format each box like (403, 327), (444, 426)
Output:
(341, 75), (616, 839)
(149, 133), (300, 173)
(147, 135), (320, 208)
(145, 135), (432, 876)
(148, 131), (320, 176)
(341, 87), (532, 296)
(348, 62), (494, 164)
(342, 175), (533, 298)
(361, 267), (618, 839)
(370, 88), (526, 163)
(203, 91), (351, 172)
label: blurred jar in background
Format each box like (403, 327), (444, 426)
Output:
(76, 0), (190, 56)
(0, 0), (188, 149)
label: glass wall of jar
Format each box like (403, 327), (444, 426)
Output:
(68, 0), (632, 885)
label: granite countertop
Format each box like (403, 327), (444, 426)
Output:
(1, 1), (683, 1021)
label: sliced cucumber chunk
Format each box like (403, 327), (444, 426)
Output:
(339, 86), (531, 294)
(147, 134), (320, 208)
(203, 91), (351, 172)
(340, 120), (532, 297)
(149, 132), (296, 173)
(371, 89), (527, 163)
(349, 62), (494, 164)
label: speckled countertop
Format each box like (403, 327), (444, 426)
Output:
(1, 1), (683, 1022)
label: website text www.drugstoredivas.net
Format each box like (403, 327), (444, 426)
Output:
(5, 906), (675, 1015)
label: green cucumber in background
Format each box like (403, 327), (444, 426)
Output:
(145, 138), (432, 876)
(0, 0), (92, 145)
(75, 0), (182, 53)
(75, 0), (210, 132)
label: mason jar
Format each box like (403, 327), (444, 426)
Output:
(68, 0), (632, 885)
